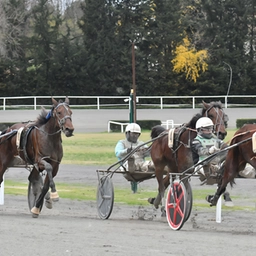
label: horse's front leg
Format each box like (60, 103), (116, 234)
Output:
(31, 180), (50, 218)
(40, 160), (59, 201)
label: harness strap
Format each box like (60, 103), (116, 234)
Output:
(20, 126), (35, 165)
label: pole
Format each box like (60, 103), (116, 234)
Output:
(132, 43), (136, 122)
(129, 89), (134, 123)
(0, 176), (4, 205)
(216, 196), (222, 223)
(223, 61), (232, 97)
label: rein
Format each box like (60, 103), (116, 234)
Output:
(205, 106), (226, 136)
(34, 126), (61, 136)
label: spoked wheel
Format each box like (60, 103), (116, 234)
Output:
(165, 180), (187, 230)
(97, 175), (114, 220)
(184, 180), (193, 222)
(28, 174), (44, 211)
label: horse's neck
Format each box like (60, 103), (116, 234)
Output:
(42, 117), (61, 136)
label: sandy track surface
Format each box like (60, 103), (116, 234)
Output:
(1, 165), (256, 256)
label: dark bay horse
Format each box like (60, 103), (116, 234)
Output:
(0, 97), (74, 217)
(150, 101), (228, 211)
(208, 124), (256, 206)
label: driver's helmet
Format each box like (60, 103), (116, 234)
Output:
(196, 117), (214, 139)
(125, 123), (141, 143)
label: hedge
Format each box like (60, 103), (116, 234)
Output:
(109, 120), (161, 132)
(236, 119), (256, 128)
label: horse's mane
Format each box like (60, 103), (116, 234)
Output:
(35, 107), (52, 126)
(151, 125), (166, 139)
(186, 113), (202, 129)
(151, 101), (227, 138)
(200, 101), (223, 116)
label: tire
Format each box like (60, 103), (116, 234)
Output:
(97, 176), (114, 220)
(184, 180), (193, 222)
(165, 180), (187, 230)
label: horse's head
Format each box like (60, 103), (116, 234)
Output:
(52, 96), (74, 137)
(201, 101), (228, 140)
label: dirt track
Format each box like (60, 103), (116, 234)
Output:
(1, 165), (256, 256)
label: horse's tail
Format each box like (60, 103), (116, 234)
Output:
(151, 125), (166, 139)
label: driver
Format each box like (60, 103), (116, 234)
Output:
(191, 117), (227, 184)
(115, 123), (153, 172)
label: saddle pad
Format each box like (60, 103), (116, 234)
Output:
(168, 128), (176, 148)
(252, 132), (256, 153)
(16, 127), (24, 149)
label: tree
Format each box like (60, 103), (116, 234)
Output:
(172, 36), (208, 82)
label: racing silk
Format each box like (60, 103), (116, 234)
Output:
(191, 134), (225, 163)
(115, 139), (149, 164)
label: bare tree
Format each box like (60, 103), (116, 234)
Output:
(0, 0), (29, 59)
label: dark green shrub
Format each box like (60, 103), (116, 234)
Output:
(236, 119), (256, 128)
(109, 120), (161, 132)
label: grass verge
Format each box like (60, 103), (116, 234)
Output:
(4, 180), (255, 211)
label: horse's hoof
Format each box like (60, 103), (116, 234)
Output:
(223, 192), (234, 207)
(31, 207), (40, 217)
(224, 201), (234, 207)
(148, 197), (155, 205)
(161, 206), (166, 217)
(50, 191), (59, 202)
(45, 199), (53, 209)
(32, 213), (39, 218)
(206, 195), (215, 206)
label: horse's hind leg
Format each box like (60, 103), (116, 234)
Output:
(153, 165), (167, 210)
(208, 157), (238, 206)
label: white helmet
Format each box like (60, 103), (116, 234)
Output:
(125, 123), (141, 133)
(196, 117), (213, 129)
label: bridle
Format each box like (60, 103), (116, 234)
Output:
(53, 102), (72, 131)
(204, 106), (227, 136)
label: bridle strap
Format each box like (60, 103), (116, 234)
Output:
(205, 106), (225, 135)
(54, 102), (72, 129)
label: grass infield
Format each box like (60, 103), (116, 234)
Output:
(5, 128), (249, 210)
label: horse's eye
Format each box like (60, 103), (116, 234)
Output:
(208, 115), (213, 119)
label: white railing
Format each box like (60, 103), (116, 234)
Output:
(161, 120), (182, 129)
(1, 95), (256, 110)
(108, 121), (130, 133)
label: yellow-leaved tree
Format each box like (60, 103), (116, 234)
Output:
(172, 37), (208, 82)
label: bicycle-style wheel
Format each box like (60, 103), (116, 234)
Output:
(184, 180), (193, 222)
(97, 176), (114, 219)
(165, 180), (187, 230)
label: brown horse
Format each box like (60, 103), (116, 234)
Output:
(207, 124), (256, 206)
(0, 96), (74, 217)
(150, 101), (228, 211)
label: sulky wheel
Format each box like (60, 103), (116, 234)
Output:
(165, 180), (187, 230)
(28, 174), (44, 211)
(97, 175), (114, 220)
(184, 180), (193, 222)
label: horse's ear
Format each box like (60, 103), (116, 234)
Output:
(65, 96), (70, 105)
(202, 100), (210, 109)
(52, 97), (58, 107)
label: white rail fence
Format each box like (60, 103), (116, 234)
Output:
(1, 95), (256, 110)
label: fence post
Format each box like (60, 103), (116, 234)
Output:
(0, 176), (4, 205)
(216, 196), (222, 223)
(34, 97), (37, 110)
(160, 97), (163, 109)
(97, 97), (100, 110)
